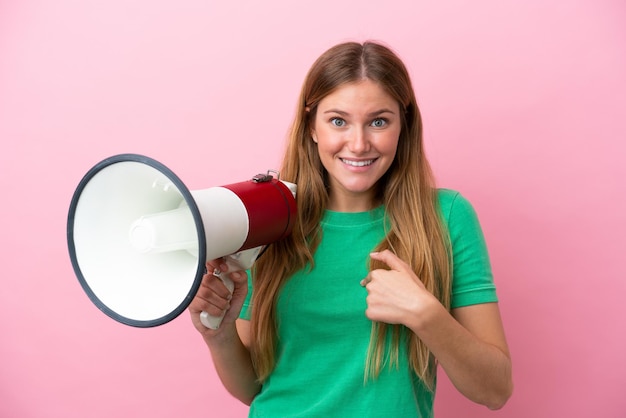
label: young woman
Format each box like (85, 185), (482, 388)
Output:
(189, 41), (513, 417)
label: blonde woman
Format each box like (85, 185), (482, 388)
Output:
(189, 41), (513, 417)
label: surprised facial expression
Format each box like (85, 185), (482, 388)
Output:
(311, 79), (401, 212)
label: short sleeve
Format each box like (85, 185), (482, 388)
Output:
(438, 189), (498, 309)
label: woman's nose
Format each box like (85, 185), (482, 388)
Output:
(347, 127), (370, 154)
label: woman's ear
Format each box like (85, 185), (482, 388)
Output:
(306, 107), (317, 143)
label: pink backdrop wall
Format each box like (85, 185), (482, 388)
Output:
(1, 1), (625, 417)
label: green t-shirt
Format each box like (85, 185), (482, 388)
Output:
(240, 189), (497, 417)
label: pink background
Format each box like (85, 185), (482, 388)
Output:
(1, 1), (625, 417)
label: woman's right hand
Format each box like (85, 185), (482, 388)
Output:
(188, 258), (249, 338)
(188, 259), (261, 404)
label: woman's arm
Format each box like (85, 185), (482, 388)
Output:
(188, 262), (261, 404)
(199, 320), (260, 405)
(411, 301), (512, 409)
(362, 250), (513, 410)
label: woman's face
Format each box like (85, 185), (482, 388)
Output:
(311, 79), (401, 212)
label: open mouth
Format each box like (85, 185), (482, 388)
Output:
(340, 158), (376, 167)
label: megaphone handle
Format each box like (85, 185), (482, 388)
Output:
(200, 270), (235, 329)
(198, 247), (263, 330)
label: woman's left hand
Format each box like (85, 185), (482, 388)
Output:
(362, 250), (513, 410)
(360, 249), (440, 327)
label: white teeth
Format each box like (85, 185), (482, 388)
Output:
(341, 159), (374, 167)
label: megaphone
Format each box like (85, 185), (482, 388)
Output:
(67, 154), (296, 329)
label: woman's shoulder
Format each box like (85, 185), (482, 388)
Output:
(436, 188), (461, 204)
(435, 188), (479, 224)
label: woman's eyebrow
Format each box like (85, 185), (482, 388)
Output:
(322, 108), (396, 117)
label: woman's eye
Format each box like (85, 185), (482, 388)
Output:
(371, 118), (387, 128)
(330, 117), (346, 127)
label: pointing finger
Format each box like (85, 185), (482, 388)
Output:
(369, 250), (410, 273)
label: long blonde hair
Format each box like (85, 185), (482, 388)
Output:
(250, 41), (452, 390)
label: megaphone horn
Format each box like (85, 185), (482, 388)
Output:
(67, 154), (297, 328)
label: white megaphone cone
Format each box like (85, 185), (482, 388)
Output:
(67, 154), (296, 328)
